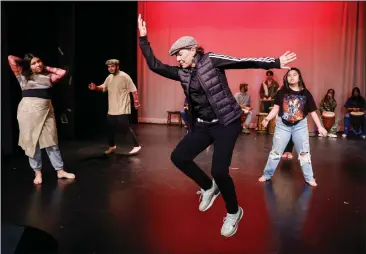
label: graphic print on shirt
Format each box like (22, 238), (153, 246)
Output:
(282, 93), (307, 123)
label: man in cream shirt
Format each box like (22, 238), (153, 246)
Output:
(89, 59), (141, 155)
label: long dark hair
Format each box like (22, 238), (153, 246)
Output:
(16, 53), (48, 80)
(351, 87), (363, 100)
(282, 67), (307, 91)
(322, 88), (335, 103)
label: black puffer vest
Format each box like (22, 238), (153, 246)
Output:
(178, 53), (242, 129)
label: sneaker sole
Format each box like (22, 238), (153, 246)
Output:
(200, 192), (220, 212)
(222, 207), (244, 237)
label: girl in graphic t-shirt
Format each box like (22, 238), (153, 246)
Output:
(258, 68), (327, 187)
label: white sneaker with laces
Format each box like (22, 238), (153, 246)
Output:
(221, 207), (244, 237)
(196, 180), (220, 212)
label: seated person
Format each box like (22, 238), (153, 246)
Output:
(180, 97), (189, 128)
(343, 87), (366, 138)
(259, 70), (280, 113)
(318, 88), (338, 138)
(234, 83), (252, 134)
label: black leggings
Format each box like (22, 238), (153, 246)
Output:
(107, 114), (139, 148)
(170, 118), (242, 214)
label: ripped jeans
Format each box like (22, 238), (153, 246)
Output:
(262, 117), (315, 183)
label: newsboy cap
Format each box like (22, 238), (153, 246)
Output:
(169, 36), (198, 56)
(105, 59), (120, 65)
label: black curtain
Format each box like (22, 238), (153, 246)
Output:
(1, 1), (138, 156)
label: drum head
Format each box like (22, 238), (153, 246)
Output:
(350, 112), (365, 116)
(322, 111), (335, 117)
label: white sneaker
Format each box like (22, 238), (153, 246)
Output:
(221, 207), (244, 237)
(328, 133), (337, 138)
(128, 146), (141, 155)
(342, 134), (347, 138)
(196, 180), (220, 212)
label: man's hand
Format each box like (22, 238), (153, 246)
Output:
(88, 82), (96, 90)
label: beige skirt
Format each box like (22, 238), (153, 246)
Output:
(17, 97), (58, 158)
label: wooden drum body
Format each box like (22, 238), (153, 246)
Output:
(268, 117), (276, 134)
(321, 111), (335, 130)
(350, 111), (365, 130)
(257, 113), (268, 132)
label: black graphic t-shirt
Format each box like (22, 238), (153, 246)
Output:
(274, 88), (317, 126)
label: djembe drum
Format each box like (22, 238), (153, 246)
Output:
(350, 111), (365, 131)
(268, 118), (276, 134)
(321, 111), (335, 131)
(266, 107), (275, 134)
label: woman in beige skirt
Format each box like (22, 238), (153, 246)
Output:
(8, 53), (75, 184)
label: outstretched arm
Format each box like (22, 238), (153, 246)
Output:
(44, 66), (66, 83)
(311, 111), (327, 136)
(138, 14), (180, 81)
(8, 55), (23, 76)
(139, 37), (180, 81)
(210, 51), (296, 70)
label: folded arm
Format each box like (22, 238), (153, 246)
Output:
(8, 55), (23, 76)
(44, 66), (66, 83)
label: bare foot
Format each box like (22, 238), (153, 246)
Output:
(105, 146), (117, 155)
(57, 170), (75, 179)
(33, 171), (42, 185)
(281, 152), (289, 158)
(308, 180), (317, 187)
(128, 146), (141, 155)
(258, 176), (267, 182)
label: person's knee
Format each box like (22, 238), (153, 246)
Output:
(269, 150), (281, 160)
(170, 149), (186, 166)
(269, 132), (283, 160)
(298, 152), (311, 166)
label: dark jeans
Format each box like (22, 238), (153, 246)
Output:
(180, 109), (189, 126)
(263, 100), (273, 113)
(170, 118), (242, 214)
(107, 114), (139, 148)
(284, 139), (294, 153)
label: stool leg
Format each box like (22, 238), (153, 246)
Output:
(167, 113), (171, 125)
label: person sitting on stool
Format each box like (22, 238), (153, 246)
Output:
(234, 83), (252, 134)
(181, 97), (189, 128)
(259, 70), (279, 113)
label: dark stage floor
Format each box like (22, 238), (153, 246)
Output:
(2, 124), (366, 254)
